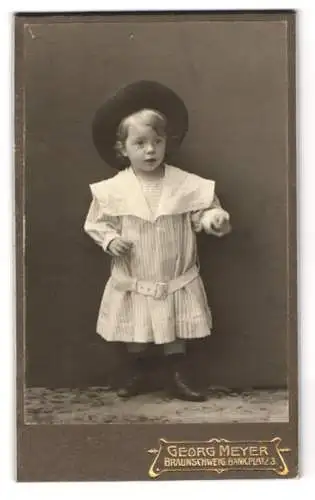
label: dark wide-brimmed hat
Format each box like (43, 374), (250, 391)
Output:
(92, 80), (189, 169)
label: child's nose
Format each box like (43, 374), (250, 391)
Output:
(146, 143), (155, 153)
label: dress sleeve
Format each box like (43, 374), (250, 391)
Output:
(191, 194), (223, 232)
(84, 195), (121, 253)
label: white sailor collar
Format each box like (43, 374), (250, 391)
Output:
(90, 164), (215, 222)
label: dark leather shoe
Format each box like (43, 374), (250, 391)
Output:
(117, 372), (148, 398)
(169, 371), (207, 402)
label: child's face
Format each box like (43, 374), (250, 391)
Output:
(122, 120), (166, 173)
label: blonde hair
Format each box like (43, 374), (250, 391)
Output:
(115, 109), (167, 162)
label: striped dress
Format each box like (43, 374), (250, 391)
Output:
(84, 164), (223, 345)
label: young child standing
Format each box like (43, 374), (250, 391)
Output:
(84, 81), (231, 402)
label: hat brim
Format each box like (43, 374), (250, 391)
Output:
(92, 80), (188, 169)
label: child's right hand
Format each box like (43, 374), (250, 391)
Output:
(108, 237), (133, 256)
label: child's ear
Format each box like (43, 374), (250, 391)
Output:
(115, 141), (128, 157)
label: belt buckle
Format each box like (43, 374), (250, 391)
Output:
(154, 282), (168, 300)
(136, 280), (159, 297)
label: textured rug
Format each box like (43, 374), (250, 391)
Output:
(24, 387), (289, 424)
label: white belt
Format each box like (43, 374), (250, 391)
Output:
(112, 265), (199, 300)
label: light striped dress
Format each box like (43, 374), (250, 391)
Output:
(84, 164), (222, 345)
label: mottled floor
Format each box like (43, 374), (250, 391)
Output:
(24, 387), (289, 424)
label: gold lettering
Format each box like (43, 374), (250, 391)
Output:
(206, 447), (216, 457)
(219, 445), (230, 456)
(231, 447), (241, 457)
(163, 441), (278, 472)
(260, 446), (269, 456)
(167, 445), (177, 458)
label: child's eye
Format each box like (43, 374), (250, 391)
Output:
(155, 138), (164, 145)
(135, 140), (144, 146)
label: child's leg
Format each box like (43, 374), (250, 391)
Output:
(163, 339), (186, 356)
(117, 342), (150, 398)
(164, 339), (207, 402)
(126, 342), (148, 353)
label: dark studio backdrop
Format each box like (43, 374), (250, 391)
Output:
(24, 15), (289, 389)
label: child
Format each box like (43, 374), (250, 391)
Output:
(84, 81), (231, 402)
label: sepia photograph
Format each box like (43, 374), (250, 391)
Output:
(15, 10), (297, 480)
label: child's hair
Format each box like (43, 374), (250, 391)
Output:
(115, 108), (167, 163)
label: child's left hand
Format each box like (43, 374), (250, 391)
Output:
(201, 208), (231, 237)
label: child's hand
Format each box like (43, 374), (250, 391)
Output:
(211, 217), (232, 237)
(108, 237), (133, 256)
(202, 208), (231, 237)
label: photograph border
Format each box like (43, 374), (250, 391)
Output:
(15, 9), (298, 480)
